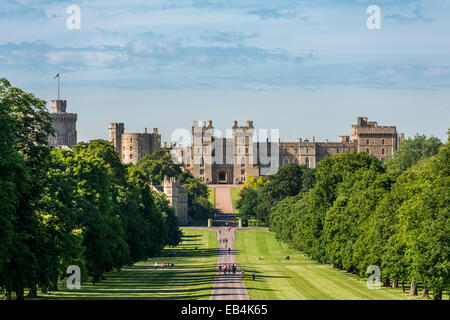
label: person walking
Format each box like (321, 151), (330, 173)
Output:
(252, 271), (256, 281)
(241, 270), (245, 279)
(154, 262), (157, 269)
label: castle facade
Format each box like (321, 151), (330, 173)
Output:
(174, 117), (404, 184)
(109, 123), (161, 165)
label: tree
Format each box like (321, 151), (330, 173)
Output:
(385, 134), (442, 172)
(0, 78), (53, 299)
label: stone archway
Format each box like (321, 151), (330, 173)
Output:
(218, 171), (228, 184)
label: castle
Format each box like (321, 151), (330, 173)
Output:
(105, 117), (403, 184)
(47, 100), (77, 148)
(151, 176), (188, 224)
(173, 117), (404, 184)
(109, 123), (161, 165)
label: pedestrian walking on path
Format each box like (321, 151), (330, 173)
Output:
(252, 271), (256, 281)
(241, 270), (245, 278)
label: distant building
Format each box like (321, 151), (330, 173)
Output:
(48, 100), (77, 148)
(109, 123), (161, 165)
(176, 117), (404, 184)
(151, 176), (188, 225)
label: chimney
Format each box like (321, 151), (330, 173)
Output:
(144, 128), (148, 133)
(153, 128), (158, 134)
(208, 120), (212, 127)
(164, 141), (167, 148)
(233, 120), (238, 128)
(312, 136), (316, 143)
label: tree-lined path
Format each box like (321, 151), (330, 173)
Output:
(209, 184), (249, 300)
(210, 227), (249, 300)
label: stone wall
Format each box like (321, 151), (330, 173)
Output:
(48, 100), (77, 148)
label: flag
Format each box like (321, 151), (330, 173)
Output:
(54, 73), (59, 80)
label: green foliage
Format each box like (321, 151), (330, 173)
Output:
(0, 79), (183, 298)
(237, 163), (308, 225)
(135, 148), (189, 185)
(0, 78), (53, 299)
(135, 150), (213, 223)
(268, 137), (449, 299)
(385, 134), (442, 172)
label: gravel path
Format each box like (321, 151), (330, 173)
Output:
(209, 185), (249, 300)
(210, 227), (249, 300)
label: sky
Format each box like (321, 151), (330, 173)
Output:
(1, 0), (449, 143)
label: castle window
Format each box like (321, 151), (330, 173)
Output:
(246, 148), (248, 154)
(200, 169), (204, 174)
(241, 169), (245, 175)
(200, 157), (204, 167)
(295, 158), (299, 164)
(366, 139), (370, 145)
(305, 157), (310, 168)
(382, 139), (385, 145)
(130, 154), (133, 159)
(366, 149), (370, 154)
(306, 148), (309, 154)
(240, 157), (245, 167)
(130, 146), (132, 151)
(336, 149), (340, 153)
(284, 159), (289, 165)
(382, 148), (385, 155)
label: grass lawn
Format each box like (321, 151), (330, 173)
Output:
(208, 187), (215, 208)
(235, 229), (426, 300)
(231, 187), (240, 214)
(33, 228), (218, 300)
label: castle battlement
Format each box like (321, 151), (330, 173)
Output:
(48, 99), (77, 148)
(182, 117), (403, 184)
(109, 123), (161, 165)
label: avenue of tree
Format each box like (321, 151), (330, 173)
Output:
(236, 131), (449, 299)
(0, 79), (213, 299)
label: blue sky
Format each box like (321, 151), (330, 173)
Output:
(1, 0), (449, 143)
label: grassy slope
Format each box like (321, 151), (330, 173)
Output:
(235, 229), (421, 300)
(34, 228), (218, 300)
(208, 187), (215, 208)
(231, 187), (240, 215)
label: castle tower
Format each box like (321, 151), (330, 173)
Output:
(48, 100), (77, 147)
(108, 123), (161, 165)
(189, 121), (215, 183)
(232, 120), (258, 184)
(109, 123), (125, 157)
(161, 176), (188, 224)
(350, 117), (404, 163)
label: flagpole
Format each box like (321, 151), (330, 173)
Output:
(58, 75), (60, 100)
